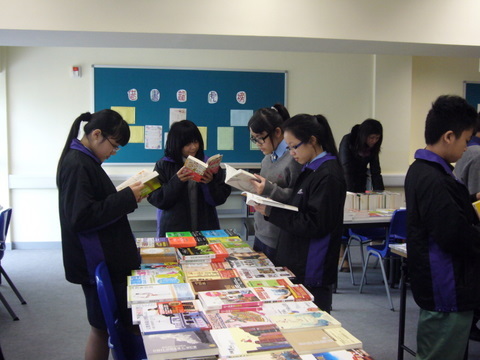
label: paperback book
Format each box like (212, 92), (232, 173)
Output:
(140, 247), (178, 264)
(136, 237), (169, 248)
(242, 191), (299, 212)
(228, 258), (275, 269)
(205, 309), (272, 329)
(243, 278), (294, 288)
(300, 348), (372, 360)
(268, 311), (341, 332)
(224, 163), (259, 193)
(184, 154), (223, 182)
(116, 169), (161, 196)
(139, 311), (211, 335)
(223, 349), (302, 360)
(168, 236), (197, 248)
(236, 266), (296, 280)
(189, 277), (246, 295)
(142, 330), (219, 360)
(127, 283), (195, 306)
(262, 301), (320, 315)
(131, 302), (159, 324)
(127, 272), (184, 285)
(197, 288), (262, 311)
(156, 300), (202, 315)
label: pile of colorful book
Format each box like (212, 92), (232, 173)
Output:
(129, 229), (373, 360)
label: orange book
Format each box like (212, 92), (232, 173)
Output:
(168, 236), (197, 248)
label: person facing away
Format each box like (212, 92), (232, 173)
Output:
(405, 95), (480, 360)
(148, 119), (231, 236)
(339, 118), (384, 193)
(247, 103), (302, 261)
(253, 114), (346, 313)
(56, 109), (146, 360)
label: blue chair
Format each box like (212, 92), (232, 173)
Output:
(359, 209), (407, 311)
(95, 261), (147, 360)
(0, 208), (27, 321)
(339, 227), (387, 285)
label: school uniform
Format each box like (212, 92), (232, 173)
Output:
(266, 153), (346, 312)
(148, 156), (231, 236)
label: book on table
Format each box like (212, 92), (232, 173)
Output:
(139, 247), (177, 264)
(221, 349), (301, 360)
(197, 288), (263, 311)
(127, 283), (195, 306)
(224, 163), (260, 193)
(139, 311), (211, 335)
(189, 277), (246, 295)
(300, 348), (373, 360)
(242, 191), (299, 212)
(184, 154), (223, 182)
(236, 266), (295, 280)
(281, 327), (362, 355)
(136, 237), (169, 248)
(142, 330), (219, 360)
(268, 311), (341, 332)
(157, 300), (202, 315)
(252, 284), (314, 303)
(116, 169), (161, 196)
(205, 309), (273, 329)
(262, 301), (320, 315)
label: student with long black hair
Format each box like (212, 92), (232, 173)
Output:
(57, 109), (145, 360)
(253, 114), (346, 312)
(148, 120), (231, 236)
(248, 104), (302, 261)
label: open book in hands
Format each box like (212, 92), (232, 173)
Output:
(184, 154), (223, 182)
(224, 163), (260, 193)
(242, 191), (298, 212)
(116, 169), (161, 197)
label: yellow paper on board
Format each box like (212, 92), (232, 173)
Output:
(218, 127), (234, 150)
(111, 106), (136, 124)
(198, 126), (208, 150)
(129, 126), (145, 143)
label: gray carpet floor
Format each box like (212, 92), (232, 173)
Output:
(0, 247), (479, 360)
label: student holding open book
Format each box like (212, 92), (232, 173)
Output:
(57, 109), (146, 360)
(253, 114), (346, 313)
(148, 120), (231, 236)
(247, 104), (302, 261)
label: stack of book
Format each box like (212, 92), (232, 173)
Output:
(128, 229), (373, 360)
(344, 191), (402, 212)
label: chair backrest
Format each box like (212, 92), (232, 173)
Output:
(95, 261), (127, 360)
(0, 208), (12, 261)
(374, 209), (407, 257)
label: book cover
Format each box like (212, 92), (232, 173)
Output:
(177, 245), (217, 260)
(253, 286), (297, 302)
(268, 311), (341, 332)
(128, 271), (184, 285)
(131, 265), (183, 277)
(224, 163), (259, 193)
(184, 154), (223, 182)
(168, 236), (197, 248)
(243, 278), (294, 288)
(223, 349), (302, 360)
(190, 277), (246, 294)
(140, 262), (180, 269)
(131, 302), (159, 324)
(242, 191), (299, 212)
(156, 300), (202, 315)
(206, 309), (272, 329)
(201, 229), (230, 238)
(139, 311), (211, 335)
(140, 247), (178, 264)
(197, 288), (262, 311)
(262, 301), (320, 315)
(300, 348), (372, 360)
(236, 266), (295, 280)
(228, 258), (275, 269)
(116, 169), (161, 196)
(142, 330), (219, 360)
(227, 250), (271, 262)
(185, 270), (223, 282)
(282, 327), (362, 355)
(210, 324), (291, 357)
(127, 283), (195, 306)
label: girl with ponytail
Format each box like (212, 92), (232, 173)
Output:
(57, 109), (146, 360)
(252, 114), (346, 313)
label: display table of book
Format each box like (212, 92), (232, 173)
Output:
(129, 229), (374, 360)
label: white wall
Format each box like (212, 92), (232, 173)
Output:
(4, 46), (414, 247)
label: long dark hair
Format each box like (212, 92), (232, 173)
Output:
(283, 113), (339, 158)
(248, 103), (290, 142)
(165, 120), (205, 165)
(56, 109), (129, 186)
(350, 118), (383, 155)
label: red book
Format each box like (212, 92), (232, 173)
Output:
(168, 236), (197, 248)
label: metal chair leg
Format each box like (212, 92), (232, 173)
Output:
(0, 267), (26, 304)
(359, 251), (394, 311)
(0, 291), (19, 320)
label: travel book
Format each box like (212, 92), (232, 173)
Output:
(127, 283), (195, 306)
(300, 348), (372, 360)
(268, 311), (341, 332)
(224, 163), (260, 193)
(140, 247), (177, 264)
(184, 154), (223, 182)
(281, 327), (362, 355)
(197, 288), (262, 311)
(142, 330), (219, 360)
(116, 169), (161, 196)
(139, 311), (211, 335)
(205, 309), (273, 329)
(210, 324), (291, 357)
(189, 277), (246, 295)
(242, 191), (299, 212)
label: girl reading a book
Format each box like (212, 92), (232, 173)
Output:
(57, 109), (146, 360)
(248, 104), (302, 261)
(148, 120), (231, 236)
(253, 114), (346, 313)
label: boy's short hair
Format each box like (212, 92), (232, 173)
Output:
(425, 95), (477, 145)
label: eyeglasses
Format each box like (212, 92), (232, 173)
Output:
(286, 141), (304, 151)
(102, 133), (121, 152)
(250, 133), (270, 145)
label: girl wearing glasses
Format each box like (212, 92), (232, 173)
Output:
(148, 120), (231, 236)
(57, 109), (146, 360)
(247, 104), (302, 261)
(253, 114), (346, 312)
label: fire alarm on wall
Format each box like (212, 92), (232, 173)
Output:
(71, 66), (82, 78)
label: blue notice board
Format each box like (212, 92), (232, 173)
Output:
(93, 66), (287, 164)
(464, 81), (480, 111)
